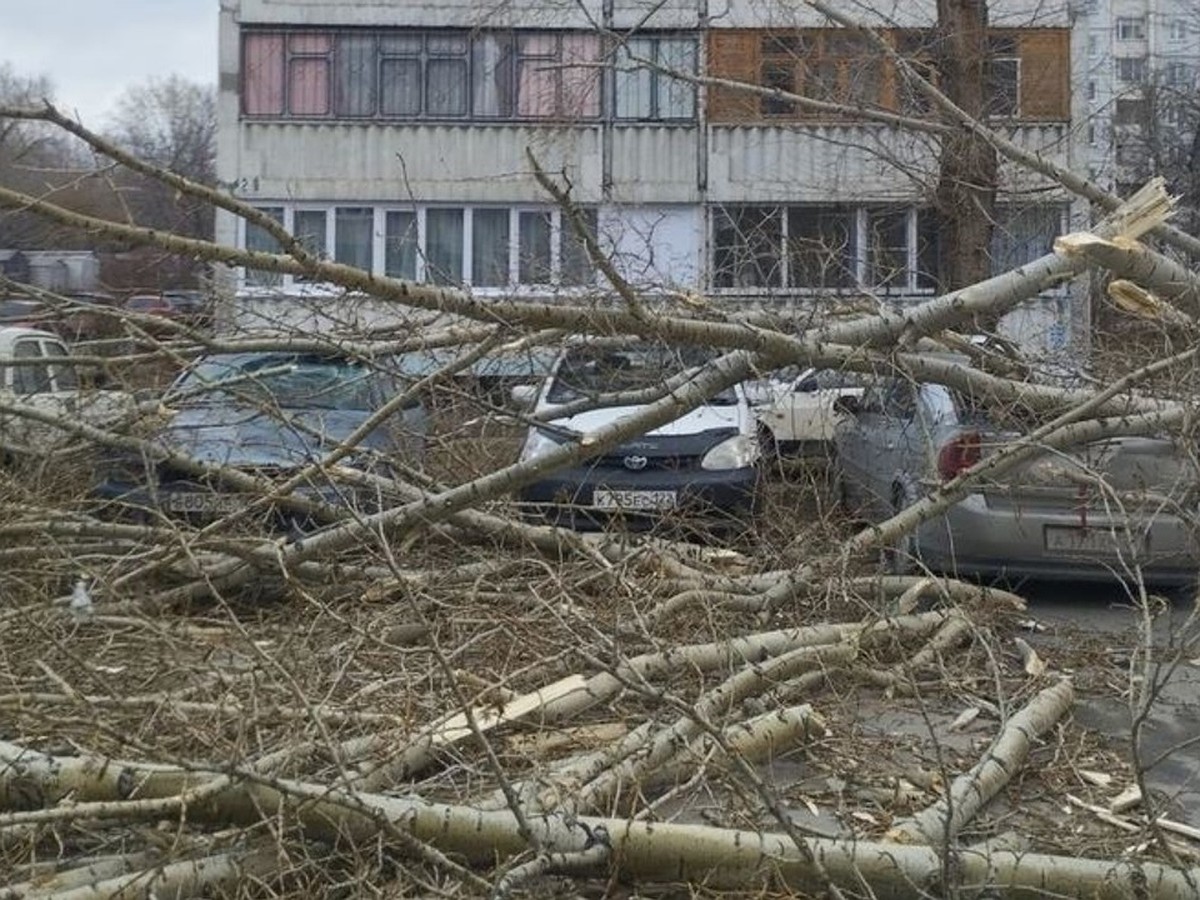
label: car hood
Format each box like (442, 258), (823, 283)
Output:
(152, 403), (379, 469)
(542, 403), (745, 438)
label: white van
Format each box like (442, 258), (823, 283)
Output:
(0, 326), (133, 457)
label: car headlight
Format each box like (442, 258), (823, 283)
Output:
(700, 433), (761, 471)
(519, 428), (567, 463)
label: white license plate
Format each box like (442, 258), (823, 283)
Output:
(166, 492), (246, 514)
(1044, 526), (1143, 556)
(593, 489), (677, 511)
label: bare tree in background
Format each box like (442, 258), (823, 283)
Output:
(105, 75), (216, 240)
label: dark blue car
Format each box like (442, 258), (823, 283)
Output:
(95, 351), (426, 526)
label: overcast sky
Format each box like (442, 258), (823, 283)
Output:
(5, 0), (217, 126)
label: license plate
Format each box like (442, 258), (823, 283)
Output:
(166, 492), (246, 514)
(593, 489), (677, 511)
(1044, 526), (1144, 556)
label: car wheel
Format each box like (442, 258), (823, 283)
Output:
(879, 484), (918, 575)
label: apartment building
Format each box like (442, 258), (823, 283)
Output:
(214, 0), (1079, 349)
(1076, 0), (1200, 193)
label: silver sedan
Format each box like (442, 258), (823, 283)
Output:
(833, 375), (1200, 586)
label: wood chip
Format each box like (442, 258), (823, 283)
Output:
(1079, 770), (1113, 788)
(948, 707), (981, 732)
(1013, 637), (1047, 676)
(1110, 785), (1143, 814)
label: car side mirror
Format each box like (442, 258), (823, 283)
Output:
(832, 395), (861, 416)
(509, 383), (538, 410)
(795, 377), (819, 393)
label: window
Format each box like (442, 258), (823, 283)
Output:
(615, 36), (697, 120)
(1116, 57), (1147, 83)
(473, 208), (511, 288)
(12, 341), (52, 395)
(713, 205), (929, 291)
(986, 36), (1019, 117)
(293, 210), (327, 259)
(244, 207), (285, 287)
(242, 29), (602, 121)
(335, 207), (375, 272)
(1087, 123), (1096, 145)
(1087, 35), (1099, 57)
(1087, 80), (1096, 101)
(787, 206), (854, 288)
(990, 205), (1063, 274)
(1116, 17), (1146, 41)
(895, 31), (938, 115)
(1114, 98), (1148, 125)
(1169, 19), (1187, 42)
(385, 211), (418, 280)
(560, 208), (598, 286)
(518, 211), (552, 284)
(760, 35), (800, 116)
(713, 207), (783, 287)
(426, 208), (465, 285)
(1165, 63), (1191, 87)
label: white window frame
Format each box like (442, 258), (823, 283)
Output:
(239, 204), (597, 291)
(1115, 17), (1146, 41)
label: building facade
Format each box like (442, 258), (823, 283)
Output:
(1075, 0), (1200, 194)
(215, 0), (1080, 349)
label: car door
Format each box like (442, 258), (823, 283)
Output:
(836, 379), (888, 513)
(5, 337), (67, 452)
(855, 378), (919, 517)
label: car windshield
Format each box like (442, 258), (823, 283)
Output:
(170, 354), (389, 411)
(546, 344), (738, 405)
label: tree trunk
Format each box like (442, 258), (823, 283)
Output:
(936, 0), (999, 315)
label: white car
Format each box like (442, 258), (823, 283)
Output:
(752, 366), (868, 457)
(0, 326), (134, 458)
(514, 341), (762, 529)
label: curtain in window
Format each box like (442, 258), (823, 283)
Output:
(335, 207), (374, 272)
(426, 208), (464, 285)
(244, 34), (285, 115)
(288, 34), (331, 115)
(336, 34), (377, 116)
(473, 34), (516, 117)
(385, 211), (418, 280)
(472, 209), (511, 287)
(518, 211), (552, 284)
(518, 34), (559, 117)
(561, 34), (601, 118)
(427, 35), (469, 116)
(659, 38), (696, 118)
(615, 38), (654, 119)
(380, 35), (423, 116)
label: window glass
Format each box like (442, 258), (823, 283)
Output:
(427, 57), (468, 116)
(990, 204), (1062, 273)
(713, 207), (782, 288)
(336, 33), (377, 116)
(472, 208), (511, 287)
(985, 54), (1019, 117)
(426, 208), (464, 284)
(381, 57), (422, 115)
(473, 33), (516, 117)
(659, 38), (697, 118)
(244, 34), (285, 115)
(788, 206), (855, 288)
(244, 207), (285, 287)
(518, 211), (553, 284)
(335, 207), (374, 272)
(43, 341), (78, 391)
(615, 38), (654, 119)
(12, 341), (51, 395)
(561, 208), (598, 286)
(293, 210), (328, 259)
(287, 34), (331, 115)
(385, 211), (418, 279)
(866, 208), (909, 287)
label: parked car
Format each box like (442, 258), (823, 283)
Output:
(833, 371), (1200, 585)
(751, 366), (868, 457)
(0, 326), (135, 457)
(513, 341), (762, 529)
(94, 351), (426, 524)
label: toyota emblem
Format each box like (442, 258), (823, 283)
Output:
(623, 455), (649, 471)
